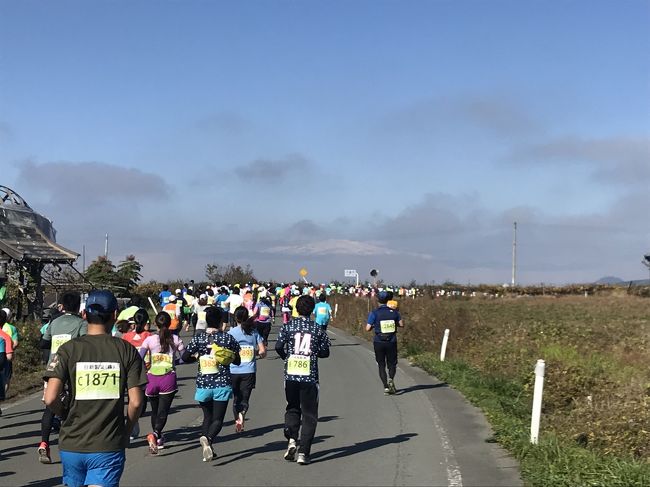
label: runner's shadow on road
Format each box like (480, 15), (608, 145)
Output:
(1, 428), (41, 441)
(310, 433), (417, 463)
(330, 343), (359, 348)
(24, 477), (63, 487)
(215, 435), (334, 466)
(395, 383), (448, 395)
(319, 415), (339, 423)
(0, 409), (42, 419)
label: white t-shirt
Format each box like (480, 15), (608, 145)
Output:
(225, 294), (244, 312)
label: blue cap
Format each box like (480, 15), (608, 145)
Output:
(377, 291), (390, 301)
(86, 290), (118, 314)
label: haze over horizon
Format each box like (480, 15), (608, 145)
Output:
(1, 1), (649, 285)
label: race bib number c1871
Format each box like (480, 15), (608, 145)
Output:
(287, 354), (310, 376)
(75, 362), (121, 400)
(380, 319), (396, 333)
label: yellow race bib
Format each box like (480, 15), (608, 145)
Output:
(287, 354), (310, 376)
(199, 354), (218, 374)
(380, 320), (396, 333)
(240, 345), (255, 364)
(75, 362), (121, 400)
(51, 334), (72, 354)
(150, 353), (174, 375)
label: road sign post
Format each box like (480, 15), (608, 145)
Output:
(344, 269), (359, 286)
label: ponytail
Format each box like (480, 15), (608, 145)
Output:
(133, 308), (149, 334)
(155, 311), (174, 354)
(242, 317), (256, 336)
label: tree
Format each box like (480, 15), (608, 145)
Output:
(205, 262), (256, 284)
(117, 255), (143, 295)
(84, 256), (119, 289)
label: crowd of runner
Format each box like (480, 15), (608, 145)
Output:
(0, 280), (406, 487)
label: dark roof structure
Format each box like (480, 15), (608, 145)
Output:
(0, 185), (78, 264)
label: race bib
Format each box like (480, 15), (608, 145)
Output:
(75, 362), (120, 400)
(380, 320), (396, 333)
(240, 345), (255, 364)
(221, 301), (229, 309)
(317, 307), (328, 315)
(287, 354), (310, 376)
(150, 353), (174, 375)
(198, 311), (207, 322)
(260, 307), (270, 317)
(51, 334), (72, 354)
(199, 354), (218, 375)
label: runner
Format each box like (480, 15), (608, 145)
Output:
(279, 285), (291, 325)
(229, 308), (266, 432)
(163, 295), (181, 336)
(224, 288), (243, 328)
(43, 290), (147, 487)
(192, 294), (209, 336)
(139, 311), (185, 454)
(275, 295), (331, 465)
(288, 289), (300, 318)
(159, 285), (172, 306)
(251, 296), (273, 345)
(313, 294), (332, 332)
(365, 290), (404, 395)
(38, 292), (87, 464)
(122, 309), (151, 349)
(0, 310), (14, 398)
(181, 307), (241, 462)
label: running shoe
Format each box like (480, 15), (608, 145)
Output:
(38, 442), (52, 464)
(235, 412), (245, 433)
(284, 438), (297, 461)
(296, 453), (311, 465)
(147, 433), (158, 455)
(157, 435), (165, 450)
(384, 387), (390, 395)
(387, 379), (396, 395)
(200, 435), (213, 462)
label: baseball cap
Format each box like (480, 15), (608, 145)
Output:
(377, 290), (390, 302)
(85, 290), (118, 315)
(168, 294), (177, 302)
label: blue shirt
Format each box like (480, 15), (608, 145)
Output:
(367, 305), (401, 343)
(228, 326), (264, 374)
(313, 302), (332, 326)
(0, 336), (5, 353)
(159, 290), (172, 305)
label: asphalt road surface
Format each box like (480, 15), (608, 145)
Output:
(0, 319), (521, 487)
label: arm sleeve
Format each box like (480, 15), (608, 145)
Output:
(317, 330), (331, 358)
(366, 311), (376, 326)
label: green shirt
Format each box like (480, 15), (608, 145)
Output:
(43, 314), (88, 359)
(44, 334), (148, 453)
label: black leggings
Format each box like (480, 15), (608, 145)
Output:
(256, 322), (271, 344)
(149, 392), (176, 436)
(373, 341), (398, 387)
(284, 381), (319, 456)
(231, 373), (256, 419)
(199, 400), (229, 442)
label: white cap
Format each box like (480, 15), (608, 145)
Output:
(200, 293), (207, 300)
(175, 289), (181, 294)
(1, 308), (10, 319)
(168, 294), (177, 302)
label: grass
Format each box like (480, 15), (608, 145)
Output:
(331, 293), (650, 487)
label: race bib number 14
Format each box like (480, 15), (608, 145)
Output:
(76, 362), (121, 400)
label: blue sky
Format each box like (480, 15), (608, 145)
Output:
(1, 0), (649, 284)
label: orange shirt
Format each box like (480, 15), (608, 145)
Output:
(0, 328), (14, 354)
(163, 303), (180, 330)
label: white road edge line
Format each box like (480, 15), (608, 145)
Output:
(329, 327), (464, 487)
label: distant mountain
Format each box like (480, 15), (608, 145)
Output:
(595, 276), (624, 284)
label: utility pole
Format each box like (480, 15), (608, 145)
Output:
(104, 233), (109, 258)
(511, 222), (517, 286)
(82, 245), (86, 273)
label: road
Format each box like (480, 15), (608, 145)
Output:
(0, 319), (521, 487)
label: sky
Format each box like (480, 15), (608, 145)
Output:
(1, 0), (649, 285)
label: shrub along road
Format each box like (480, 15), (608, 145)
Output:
(0, 319), (520, 486)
